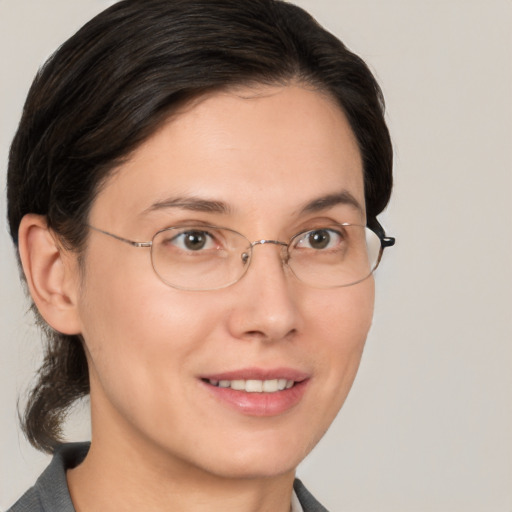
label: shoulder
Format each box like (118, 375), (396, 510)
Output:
(6, 487), (43, 512)
(7, 443), (90, 512)
(294, 478), (330, 512)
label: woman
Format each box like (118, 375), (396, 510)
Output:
(6, 0), (394, 510)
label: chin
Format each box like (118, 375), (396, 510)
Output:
(187, 428), (318, 481)
(201, 452), (301, 481)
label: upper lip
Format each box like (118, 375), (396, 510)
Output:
(200, 367), (310, 382)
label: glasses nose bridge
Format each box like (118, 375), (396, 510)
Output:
(245, 239), (289, 265)
(250, 239), (288, 249)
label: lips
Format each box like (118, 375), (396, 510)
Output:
(200, 368), (309, 416)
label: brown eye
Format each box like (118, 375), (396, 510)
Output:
(294, 228), (343, 251)
(183, 231), (208, 250)
(308, 229), (331, 249)
(169, 230), (216, 251)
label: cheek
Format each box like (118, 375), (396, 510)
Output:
(76, 259), (230, 446)
(306, 278), (374, 407)
(309, 277), (374, 352)
(79, 282), (206, 365)
(76, 246), (215, 390)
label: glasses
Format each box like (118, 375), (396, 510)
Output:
(88, 223), (395, 291)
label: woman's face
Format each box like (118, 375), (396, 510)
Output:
(77, 84), (374, 479)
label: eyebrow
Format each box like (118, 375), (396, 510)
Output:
(142, 196), (231, 216)
(142, 190), (363, 217)
(300, 190), (364, 215)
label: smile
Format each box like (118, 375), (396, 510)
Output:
(206, 378), (295, 393)
(200, 368), (309, 416)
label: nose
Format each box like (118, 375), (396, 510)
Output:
(226, 241), (301, 343)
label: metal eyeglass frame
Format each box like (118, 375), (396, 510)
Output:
(87, 223), (396, 290)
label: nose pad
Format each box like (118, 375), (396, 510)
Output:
(280, 244), (291, 266)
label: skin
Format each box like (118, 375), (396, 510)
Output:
(21, 84), (374, 512)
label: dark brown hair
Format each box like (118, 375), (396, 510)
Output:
(7, 0), (392, 453)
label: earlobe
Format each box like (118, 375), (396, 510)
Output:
(18, 214), (82, 335)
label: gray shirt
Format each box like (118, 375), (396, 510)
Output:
(8, 443), (328, 512)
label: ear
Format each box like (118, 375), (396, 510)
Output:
(18, 214), (82, 335)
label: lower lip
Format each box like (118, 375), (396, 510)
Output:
(202, 380), (309, 417)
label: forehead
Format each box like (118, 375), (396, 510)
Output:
(90, 84), (364, 229)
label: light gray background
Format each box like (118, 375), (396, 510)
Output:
(1, 1), (511, 510)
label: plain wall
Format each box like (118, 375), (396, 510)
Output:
(1, 1), (511, 510)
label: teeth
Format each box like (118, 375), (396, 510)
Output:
(231, 380), (245, 391)
(208, 378), (295, 392)
(246, 380), (263, 392)
(262, 379), (278, 392)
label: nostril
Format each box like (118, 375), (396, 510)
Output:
(244, 328), (297, 342)
(241, 252), (250, 265)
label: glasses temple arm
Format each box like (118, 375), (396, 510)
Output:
(87, 225), (152, 247)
